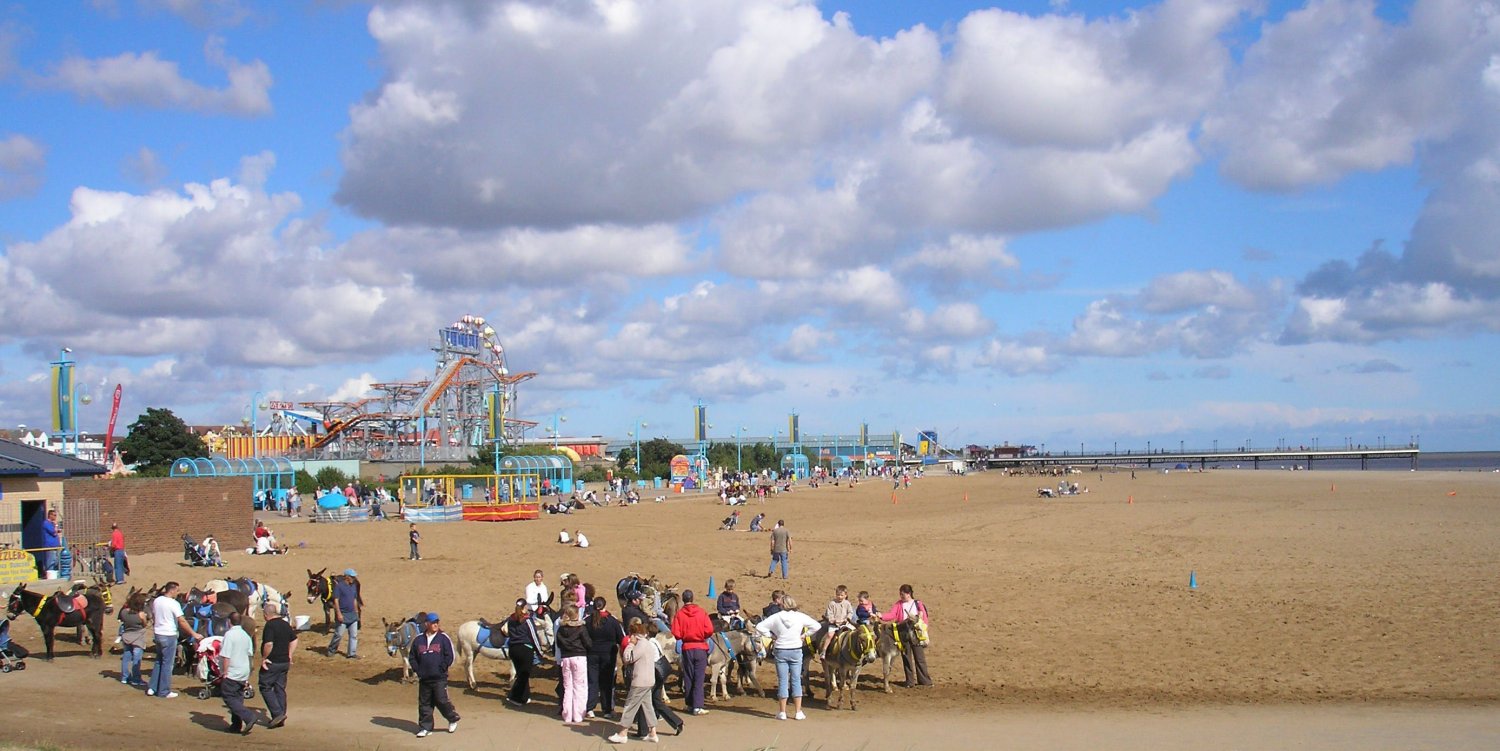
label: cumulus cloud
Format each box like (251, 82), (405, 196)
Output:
(773, 323), (836, 363)
(1206, 0), (1488, 190)
(0, 134), (45, 199)
(975, 339), (1060, 375)
(37, 35), (271, 115)
(338, 0), (938, 228)
(944, 0), (1246, 148)
(667, 359), (785, 401)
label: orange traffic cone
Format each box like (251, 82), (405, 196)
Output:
(1448, 490), (1457, 497)
(1128, 495), (1134, 505)
(891, 492), (898, 505)
(1330, 483), (1336, 492)
(963, 493), (969, 503)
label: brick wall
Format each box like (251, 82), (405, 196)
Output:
(62, 477), (254, 555)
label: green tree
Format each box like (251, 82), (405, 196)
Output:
(313, 466), (350, 490)
(617, 437), (687, 481)
(118, 407), (209, 475)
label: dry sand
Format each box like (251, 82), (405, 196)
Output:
(3, 468), (1498, 750)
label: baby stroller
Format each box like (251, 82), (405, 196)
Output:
(182, 535), (224, 567)
(0, 619), (29, 672)
(193, 635), (254, 701)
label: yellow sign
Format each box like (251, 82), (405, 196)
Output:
(0, 548), (39, 586)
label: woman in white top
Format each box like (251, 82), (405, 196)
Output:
(754, 595), (821, 721)
(525, 570), (550, 613)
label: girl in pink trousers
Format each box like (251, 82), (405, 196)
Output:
(554, 605), (593, 724)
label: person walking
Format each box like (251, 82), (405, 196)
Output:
(754, 595), (821, 721)
(609, 622), (661, 744)
(878, 584), (932, 687)
(220, 611), (258, 735)
(669, 589), (713, 716)
(555, 604), (592, 725)
(117, 591), (149, 687)
(767, 520), (791, 579)
(584, 596), (624, 718)
(258, 602), (297, 729)
(107, 522), (127, 585)
(408, 524), (422, 560)
(501, 599), (539, 707)
(327, 570), (361, 659)
(148, 581), (202, 699)
(407, 612), (460, 737)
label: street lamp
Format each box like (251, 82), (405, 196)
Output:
(551, 411), (568, 448)
(628, 418), (648, 480)
(735, 426), (748, 473)
(247, 391), (266, 458)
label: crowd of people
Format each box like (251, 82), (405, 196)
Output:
(414, 565), (934, 742)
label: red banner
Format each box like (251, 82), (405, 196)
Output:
(103, 384), (123, 460)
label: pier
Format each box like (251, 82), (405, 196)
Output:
(980, 447), (1420, 471)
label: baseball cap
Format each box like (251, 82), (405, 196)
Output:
(344, 569), (357, 577)
(425, 612), (440, 623)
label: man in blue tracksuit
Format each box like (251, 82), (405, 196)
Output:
(407, 612), (460, 737)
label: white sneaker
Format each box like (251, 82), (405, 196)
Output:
(608, 733), (629, 744)
(146, 689), (155, 696)
(415, 729), (430, 738)
(776, 711), (787, 720)
(447, 721), (458, 734)
(163, 692), (179, 699)
(794, 711), (806, 720)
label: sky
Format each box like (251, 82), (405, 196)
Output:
(1, 0), (1497, 453)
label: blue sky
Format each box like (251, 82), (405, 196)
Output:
(1, 0), (1496, 452)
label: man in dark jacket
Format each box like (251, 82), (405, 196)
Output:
(407, 612), (460, 737)
(621, 592), (651, 636)
(670, 589), (714, 716)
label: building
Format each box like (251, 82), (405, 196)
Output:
(0, 437), (109, 580)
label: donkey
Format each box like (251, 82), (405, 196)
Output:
(305, 568), (362, 630)
(822, 622), (878, 709)
(871, 621), (904, 694)
(6, 583), (105, 660)
(705, 625), (765, 701)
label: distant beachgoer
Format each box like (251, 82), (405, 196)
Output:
(573, 531), (589, 549)
(767, 520), (790, 579)
(108, 522), (128, 584)
(559, 528), (572, 544)
(408, 524), (422, 561)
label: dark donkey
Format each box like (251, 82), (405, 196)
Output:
(305, 568), (361, 630)
(6, 583), (106, 660)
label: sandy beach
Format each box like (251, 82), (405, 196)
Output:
(3, 467), (1498, 750)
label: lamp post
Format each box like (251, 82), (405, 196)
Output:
(551, 411), (567, 448)
(734, 426), (748, 473)
(249, 390), (265, 458)
(629, 418), (648, 479)
(52, 348), (92, 456)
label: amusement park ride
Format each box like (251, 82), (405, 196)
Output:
(240, 316), (536, 462)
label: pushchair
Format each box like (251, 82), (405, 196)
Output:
(182, 535), (224, 567)
(0, 619), (29, 672)
(193, 635), (254, 701)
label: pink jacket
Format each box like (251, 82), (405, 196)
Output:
(879, 599), (929, 625)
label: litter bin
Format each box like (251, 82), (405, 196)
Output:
(462, 483), (474, 500)
(653, 477), (663, 489)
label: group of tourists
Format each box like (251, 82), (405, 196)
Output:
(400, 566), (932, 742)
(110, 582), (296, 735)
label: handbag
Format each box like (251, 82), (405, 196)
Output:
(652, 640), (671, 683)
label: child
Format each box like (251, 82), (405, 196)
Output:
(854, 591), (875, 625)
(818, 585), (855, 659)
(408, 523), (422, 561)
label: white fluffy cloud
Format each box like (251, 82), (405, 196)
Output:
(338, 0), (938, 228)
(38, 36), (271, 115)
(944, 0), (1246, 148)
(1206, 0), (1488, 190)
